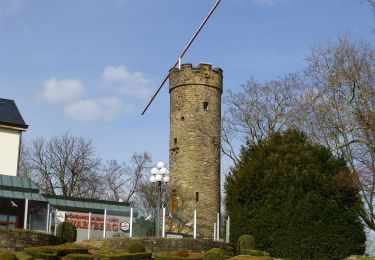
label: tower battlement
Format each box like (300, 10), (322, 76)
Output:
(169, 63), (223, 93)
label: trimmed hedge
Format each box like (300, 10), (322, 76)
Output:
(203, 248), (225, 260)
(154, 252), (203, 260)
(15, 252), (33, 260)
(229, 256), (273, 260)
(66, 254), (95, 260)
(0, 250), (17, 260)
(93, 249), (152, 260)
(127, 242), (146, 253)
(24, 243), (89, 259)
(240, 249), (270, 256)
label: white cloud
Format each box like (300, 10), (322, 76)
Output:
(252, 0), (288, 7)
(42, 78), (84, 103)
(102, 65), (151, 99)
(64, 97), (132, 122)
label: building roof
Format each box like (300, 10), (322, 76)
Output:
(0, 175), (46, 202)
(0, 98), (28, 130)
(44, 195), (134, 217)
(0, 175), (135, 217)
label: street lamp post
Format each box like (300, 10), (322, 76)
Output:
(150, 161), (169, 238)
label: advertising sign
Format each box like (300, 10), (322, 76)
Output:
(55, 210), (65, 224)
(120, 221), (130, 232)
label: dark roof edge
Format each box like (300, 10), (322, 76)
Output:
(0, 121), (29, 130)
(42, 194), (131, 207)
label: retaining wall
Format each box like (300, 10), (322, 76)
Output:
(0, 228), (59, 251)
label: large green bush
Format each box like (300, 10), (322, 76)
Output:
(56, 221), (77, 243)
(225, 130), (366, 259)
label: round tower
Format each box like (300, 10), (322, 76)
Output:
(169, 63), (223, 237)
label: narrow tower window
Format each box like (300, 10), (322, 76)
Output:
(174, 138), (177, 145)
(203, 102), (209, 110)
(196, 192), (199, 202)
(172, 189), (177, 213)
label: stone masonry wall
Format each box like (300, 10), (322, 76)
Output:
(0, 228), (59, 251)
(169, 63), (223, 238)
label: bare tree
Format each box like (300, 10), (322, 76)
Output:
(25, 133), (102, 198)
(301, 37), (375, 230)
(222, 73), (304, 166)
(103, 152), (152, 205)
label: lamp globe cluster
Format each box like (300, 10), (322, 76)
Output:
(150, 161), (169, 183)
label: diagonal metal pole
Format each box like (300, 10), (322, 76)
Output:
(141, 0), (221, 115)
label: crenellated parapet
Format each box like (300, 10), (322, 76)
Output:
(169, 63), (223, 93)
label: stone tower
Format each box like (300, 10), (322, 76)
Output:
(169, 63), (223, 237)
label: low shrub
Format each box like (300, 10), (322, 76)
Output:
(23, 248), (58, 260)
(66, 254), (95, 260)
(203, 248), (225, 260)
(240, 249), (270, 256)
(15, 252), (33, 260)
(56, 221), (77, 243)
(24, 243), (89, 259)
(154, 252), (203, 260)
(0, 250), (17, 260)
(127, 241), (146, 253)
(237, 235), (255, 253)
(176, 250), (189, 257)
(229, 256), (273, 260)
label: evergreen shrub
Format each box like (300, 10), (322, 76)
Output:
(225, 130), (366, 259)
(127, 241), (146, 253)
(56, 221), (77, 243)
(203, 248), (225, 260)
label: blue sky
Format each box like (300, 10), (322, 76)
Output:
(0, 0), (374, 173)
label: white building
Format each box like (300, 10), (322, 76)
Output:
(0, 98), (28, 176)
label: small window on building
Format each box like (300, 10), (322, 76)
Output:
(196, 192), (199, 202)
(203, 102), (209, 110)
(174, 138), (177, 145)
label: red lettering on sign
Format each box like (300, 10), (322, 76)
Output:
(112, 224), (119, 232)
(93, 222), (99, 230)
(82, 221), (88, 229)
(106, 223), (111, 231)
